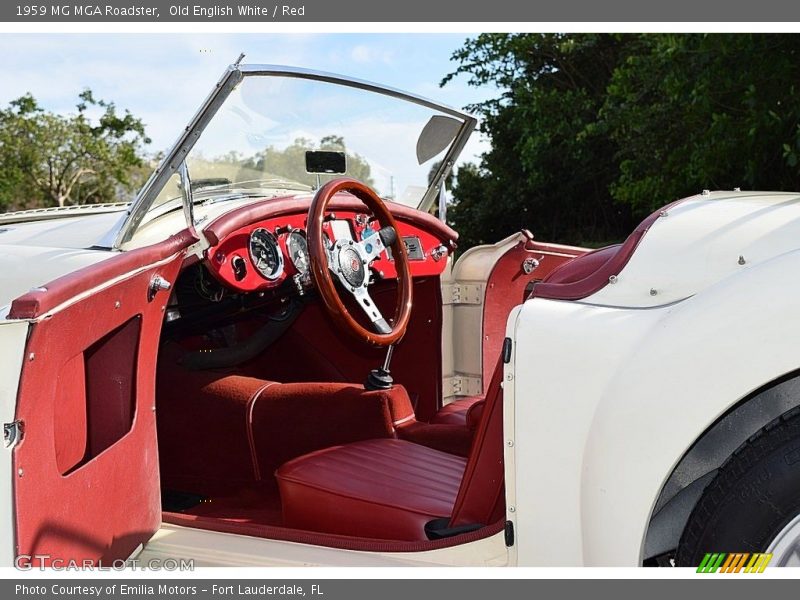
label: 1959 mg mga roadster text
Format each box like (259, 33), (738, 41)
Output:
(1, 60), (799, 568)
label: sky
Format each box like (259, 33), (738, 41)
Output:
(0, 34), (497, 187)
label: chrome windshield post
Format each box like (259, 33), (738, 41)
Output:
(111, 63), (244, 248)
(177, 160), (197, 238)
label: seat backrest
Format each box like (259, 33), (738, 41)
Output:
(448, 355), (506, 527)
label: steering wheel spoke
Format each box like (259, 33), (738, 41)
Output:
(353, 287), (391, 334)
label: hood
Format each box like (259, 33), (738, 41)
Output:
(0, 209), (123, 318)
(584, 191), (800, 308)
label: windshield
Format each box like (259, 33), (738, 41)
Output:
(114, 65), (475, 248)
(183, 75), (463, 207)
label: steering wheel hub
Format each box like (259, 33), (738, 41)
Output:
(337, 244), (366, 288)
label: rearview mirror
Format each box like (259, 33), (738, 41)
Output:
(306, 150), (347, 174)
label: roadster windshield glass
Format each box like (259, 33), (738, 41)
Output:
(176, 74), (467, 208)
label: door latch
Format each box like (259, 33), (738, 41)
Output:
(148, 274), (172, 301)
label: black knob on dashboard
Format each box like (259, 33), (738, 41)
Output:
(377, 226), (398, 248)
(231, 255), (247, 281)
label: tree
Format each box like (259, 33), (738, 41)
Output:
(443, 34), (800, 252)
(186, 136), (374, 192)
(0, 90), (150, 211)
(443, 34), (636, 250)
(601, 34), (800, 214)
(248, 136), (373, 188)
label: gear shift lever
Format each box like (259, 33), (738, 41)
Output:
(364, 344), (395, 390)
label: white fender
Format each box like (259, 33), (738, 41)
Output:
(510, 247), (800, 565)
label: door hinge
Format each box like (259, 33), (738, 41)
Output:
(504, 520), (515, 547)
(443, 283), (483, 305)
(4, 420), (24, 449)
(444, 375), (482, 398)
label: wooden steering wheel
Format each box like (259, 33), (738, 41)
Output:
(307, 178), (413, 347)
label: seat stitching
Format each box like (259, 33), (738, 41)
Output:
(246, 381), (279, 481)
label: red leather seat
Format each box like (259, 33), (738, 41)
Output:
(275, 358), (506, 541)
(277, 439), (467, 540)
(430, 395), (485, 429)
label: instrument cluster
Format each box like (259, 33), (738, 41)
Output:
(205, 210), (450, 294)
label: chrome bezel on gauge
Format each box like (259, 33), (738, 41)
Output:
(286, 229), (310, 274)
(248, 227), (284, 281)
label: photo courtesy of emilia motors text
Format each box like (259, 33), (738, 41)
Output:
(1, 0), (800, 596)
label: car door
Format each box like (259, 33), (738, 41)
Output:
(8, 230), (194, 566)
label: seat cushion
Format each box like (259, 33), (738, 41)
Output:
(276, 439), (467, 541)
(430, 395), (485, 429)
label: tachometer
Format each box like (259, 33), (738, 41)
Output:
(287, 230), (310, 274)
(248, 228), (284, 280)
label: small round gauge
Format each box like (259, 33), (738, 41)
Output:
(248, 228), (284, 280)
(287, 230), (310, 274)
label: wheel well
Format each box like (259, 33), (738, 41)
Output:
(642, 368), (800, 563)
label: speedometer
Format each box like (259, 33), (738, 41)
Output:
(248, 228), (284, 280)
(287, 230), (310, 274)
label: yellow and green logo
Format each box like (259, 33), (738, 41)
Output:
(696, 553), (773, 573)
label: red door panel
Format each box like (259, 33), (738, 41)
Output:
(11, 235), (190, 565)
(481, 235), (588, 392)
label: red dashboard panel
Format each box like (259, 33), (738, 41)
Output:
(204, 198), (453, 293)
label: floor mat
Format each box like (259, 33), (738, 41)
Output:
(161, 489), (208, 512)
(177, 487), (284, 527)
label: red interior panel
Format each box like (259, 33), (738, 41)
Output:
(203, 193), (458, 247)
(53, 354), (88, 475)
(13, 243), (188, 565)
(82, 317), (141, 467)
(206, 203), (451, 294)
(480, 236), (586, 393)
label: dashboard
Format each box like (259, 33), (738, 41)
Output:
(204, 206), (453, 294)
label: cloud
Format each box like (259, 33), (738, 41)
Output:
(350, 44), (394, 65)
(0, 33), (497, 172)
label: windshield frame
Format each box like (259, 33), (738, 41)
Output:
(107, 62), (478, 249)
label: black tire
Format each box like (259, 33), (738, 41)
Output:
(675, 406), (800, 567)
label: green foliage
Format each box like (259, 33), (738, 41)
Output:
(187, 135), (373, 193)
(0, 90), (151, 211)
(444, 33), (800, 251)
(604, 34), (800, 213)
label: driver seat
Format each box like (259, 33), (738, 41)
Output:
(275, 357), (506, 540)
